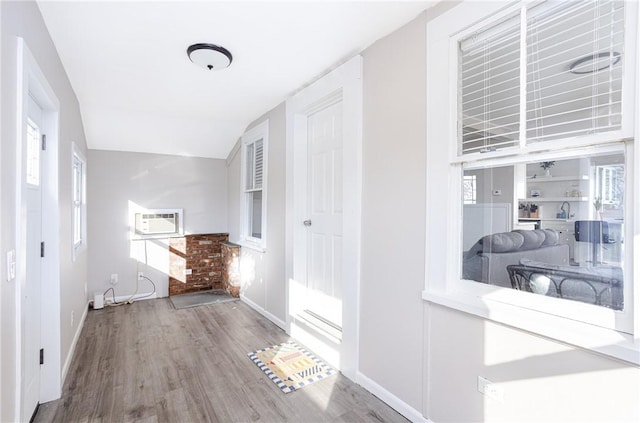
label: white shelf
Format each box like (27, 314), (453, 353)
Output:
(526, 175), (588, 182)
(521, 197), (589, 202)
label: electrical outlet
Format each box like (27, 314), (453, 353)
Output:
(71, 310), (75, 327)
(478, 376), (504, 402)
(110, 273), (118, 285)
(138, 271), (144, 281)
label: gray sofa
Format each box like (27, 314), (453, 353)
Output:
(463, 229), (570, 288)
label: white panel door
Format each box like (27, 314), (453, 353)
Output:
(306, 101), (343, 327)
(22, 97), (43, 420)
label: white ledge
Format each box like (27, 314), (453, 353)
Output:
(423, 289), (640, 366)
(237, 241), (266, 253)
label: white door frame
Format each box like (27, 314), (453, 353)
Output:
(285, 55), (362, 381)
(15, 37), (62, 419)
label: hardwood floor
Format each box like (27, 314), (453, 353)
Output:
(35, 299), (409, 422)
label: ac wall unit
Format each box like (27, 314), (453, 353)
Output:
(133, 208), (183, 238)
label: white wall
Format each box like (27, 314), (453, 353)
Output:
(1, 1), (88, 420)
(226, 103), (287, 325)
(427, 304), (640, 422)
(87, 150), (227, 299)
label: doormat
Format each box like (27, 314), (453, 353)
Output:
(169, 289), (238, 310)
(248, 341), (336, 393)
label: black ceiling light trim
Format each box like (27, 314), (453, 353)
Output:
(569, 51), (621, 75)
(187, 43), (233, 71)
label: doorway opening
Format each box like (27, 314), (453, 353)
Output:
(285, 56), (362, 380)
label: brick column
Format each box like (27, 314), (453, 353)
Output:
(169, 233), (229, 296)
(221, 242), (241, 298)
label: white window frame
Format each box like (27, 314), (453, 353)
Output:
(424, 0), (640, 364)
(71, 143), (87, 260)
(240, 120), (269, 251)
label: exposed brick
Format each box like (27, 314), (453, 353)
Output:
(169, 233), (229, 296)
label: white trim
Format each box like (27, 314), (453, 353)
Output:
(356, 372), (429, 423)
(285, 55), (363, 382)
(61, 302), (88, 386)
(240, 120), (269, 250)
(15, 37), (63, 416)
(240, 294), (286, 329)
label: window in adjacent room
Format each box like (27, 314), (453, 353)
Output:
(72, 143), (87, 259)
(240, 120), (269, 250)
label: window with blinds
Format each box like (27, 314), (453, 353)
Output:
(458, 0), (625, 155)
(245, 139), (263, 190)
(241, 120), (268, 247)
(244, 138), (264, 238)
(527, 0), (624, 143)
(459, 12), (521, 155)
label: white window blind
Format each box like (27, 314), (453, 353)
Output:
(527, 0), (624, 143)
(459, 0), (625, 155)
(459, 12), (521, 154)
(245, 139), (263, 191)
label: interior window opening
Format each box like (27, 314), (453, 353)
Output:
(461, 152), (625, 311)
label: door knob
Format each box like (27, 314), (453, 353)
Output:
(303, 220), (312, 227)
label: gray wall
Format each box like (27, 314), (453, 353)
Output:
(467, 166), (515, 204)
(226, 103), (287, 324)
(87, 150), (227, 299)
(359, 11), (427, 412)
(1, 1), (88, 420)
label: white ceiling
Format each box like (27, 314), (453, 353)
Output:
(37, 1), (432, 159)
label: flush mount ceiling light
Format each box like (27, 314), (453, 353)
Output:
(187, 43), (233, 71)
(569, 51), (621, 74)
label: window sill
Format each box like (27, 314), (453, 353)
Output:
(72, 242), (87, 262)
(238, 241), (266, 253)
(422, 289), (640, 366)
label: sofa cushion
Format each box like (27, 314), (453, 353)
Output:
(482, 232), (524, 254)
(541, 229), (559, 246)
(465, 231), (527, 259)
(513, 229), (546, 250)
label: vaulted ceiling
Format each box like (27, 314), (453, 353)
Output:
(37, 1), (431, 159)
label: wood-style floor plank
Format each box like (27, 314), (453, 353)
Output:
(35, 299), (409, 423)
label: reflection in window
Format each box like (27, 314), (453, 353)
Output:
(595, 164), (624, 209)
(26, 119), (40, 186)
(463, 175), (477, 204)
(461, 154), (625, 311)
(72, 153), (85, 248)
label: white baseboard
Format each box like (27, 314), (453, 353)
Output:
(356, 372), (429, 423)
(240, 295), (286, 329)
(62, 301), (89, 385)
